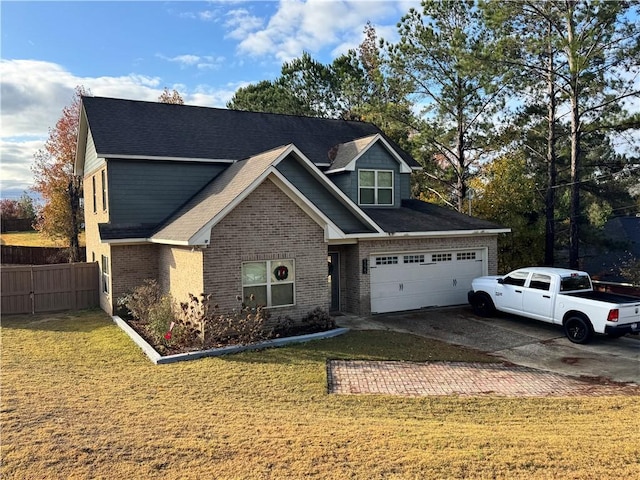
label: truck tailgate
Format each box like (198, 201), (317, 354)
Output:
(618, 301), (640, 325)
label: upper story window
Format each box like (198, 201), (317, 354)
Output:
(101, 170), (107, 211)
(92, 176), (97, 213)
(359, 169), (393, 206)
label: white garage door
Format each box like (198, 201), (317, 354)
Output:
(370, 250), (485, 314)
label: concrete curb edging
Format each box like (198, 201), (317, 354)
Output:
(112, 315), (349, 365)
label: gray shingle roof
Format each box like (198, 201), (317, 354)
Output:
(82, 96), (419, 168)
(363, 200), (506, 233)
(151, 145), (291, 244)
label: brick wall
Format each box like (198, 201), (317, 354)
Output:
(203, 179), (329, 322)
(158, 245), (204, 304)
(83, 167), (112, 313)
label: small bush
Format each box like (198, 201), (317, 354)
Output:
(177, 294), (272, 348)
(147, 295), (179, 345)
(120, 279), (162, 323)
(301, 307), (335, 330)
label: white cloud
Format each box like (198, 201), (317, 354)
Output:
(224, 8), (265, 40)
(233, 0), (415, 62)
(157, 53), (225, 70)
(0, 59), (234, 197)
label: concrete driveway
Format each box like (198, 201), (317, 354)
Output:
(337, 306), (640, 385)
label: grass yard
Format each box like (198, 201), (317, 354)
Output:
(1, 310), (639, 479)
(0, 231), (85, 247)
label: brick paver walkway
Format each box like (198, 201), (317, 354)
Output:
(327, 360), (640, 397)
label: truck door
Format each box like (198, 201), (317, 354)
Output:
(522, 273), (554, 321)
(495, 270), (530, 313)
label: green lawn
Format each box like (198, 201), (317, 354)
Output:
(1, 310), (638, 479)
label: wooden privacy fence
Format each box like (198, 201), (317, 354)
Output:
(1, 245), (86, 265)
(1, 263), (99, 315)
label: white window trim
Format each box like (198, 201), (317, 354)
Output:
(101, 169), (107, 212)
(101, 255), (109, 294)
(242, 259), (295, 308)
(358, 169), (394, 206)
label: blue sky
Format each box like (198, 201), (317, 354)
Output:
(1, 0), (419, 200)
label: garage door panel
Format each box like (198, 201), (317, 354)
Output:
(370, 250), (484, 314)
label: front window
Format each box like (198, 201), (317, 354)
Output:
(503, 270), (529, 287)
(359, 169), (393, 205)
(242, 259), (295, 307)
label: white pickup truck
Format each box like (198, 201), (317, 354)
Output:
(468, 267), (640, 344)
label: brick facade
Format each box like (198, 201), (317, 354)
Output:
(203, 179), (329, 321)
(83, 167), (113, 313)
(158, 246), (204, 304)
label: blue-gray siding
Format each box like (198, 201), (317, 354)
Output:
(107, 159), (226, 225)
(328, 142), (411, 206)
(275, 157), (375, 234)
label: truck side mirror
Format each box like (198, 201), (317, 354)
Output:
(497, 278), (504, 284)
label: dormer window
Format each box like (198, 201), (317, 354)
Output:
(359, 169), (393, 205)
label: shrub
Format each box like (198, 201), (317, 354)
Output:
(147, 295), (179, 345)
(301, 307), (335, 331)
(177, 294), (272, 348)
(120, 279), (162, 323)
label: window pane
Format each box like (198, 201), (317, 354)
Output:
(243, 286), (267, 306)
(271, 259), (294, 283)
(360, 188), (375, 204)
(378, 188), (393, 205)
(242, 262), (266, 285)
(272, 284), (294, 306)
(377, 171), (392, 187)
(359, 170), (375, 187)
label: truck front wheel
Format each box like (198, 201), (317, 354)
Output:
(471, 293), (495, 317)
(564, 315), (593, 344)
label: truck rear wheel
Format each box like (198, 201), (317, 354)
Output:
(564, 315), (593, 344)
(471, 293), (495, 317)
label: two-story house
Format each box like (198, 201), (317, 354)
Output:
(75, 96), (508, 321)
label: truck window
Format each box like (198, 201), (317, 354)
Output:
(503, 271), (529, 286)
(560, 275), (591, 291)
(529, 273), (551, 291)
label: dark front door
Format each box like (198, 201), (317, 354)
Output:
(328, 252), (340, 312)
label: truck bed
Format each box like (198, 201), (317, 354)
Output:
(563, 290), (640, 304)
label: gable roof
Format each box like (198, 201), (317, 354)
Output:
(326, 134), (416, 174)
(150, 144), (382, 246)
(78, 96), (420, 169)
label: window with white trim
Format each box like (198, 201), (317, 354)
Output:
(92, 176), (97, 213)
(404, 254), (424, 264)
(375, 256), (398, 265)
(242, 260), (295, 307)
(457, 252), (476, 261)
(432, 253), (452, 262)
(359, 169), (393, 205)
(101, 255), (109, 294)
(101, 169), (107, 211)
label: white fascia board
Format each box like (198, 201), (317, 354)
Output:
(101, 238), (150, 245)
(74, 108), (89, 176)
(268, 171), (346, 241)
(279, 145), (385, 234)
(326, 134), (413, 174)
(340, 228), (511, 241)
(98, 154), (236, 164)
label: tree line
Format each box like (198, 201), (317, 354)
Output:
(228, 0), (640, 272)
(29, 1), (638, 275)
